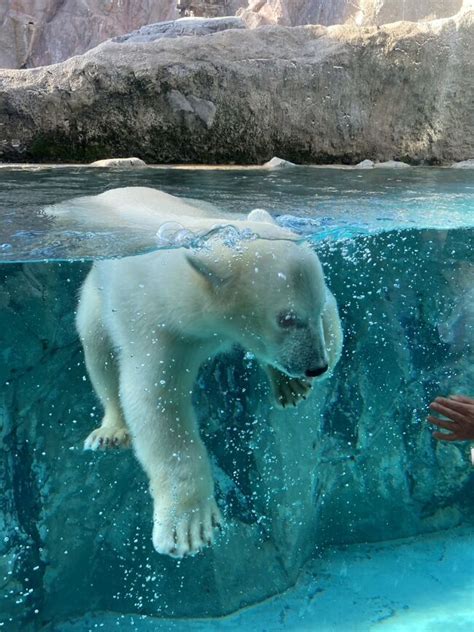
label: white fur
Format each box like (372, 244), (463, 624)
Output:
(73, 187), (343, 558)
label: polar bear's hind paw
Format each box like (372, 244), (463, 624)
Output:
(84, 426), (131, 451)
(153, 499), (223, 558)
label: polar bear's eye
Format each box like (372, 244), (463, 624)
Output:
(277, 312), (301, 329)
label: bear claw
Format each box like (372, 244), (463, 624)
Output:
(84, 426), (131, 451)
(152, 500), (223, 558)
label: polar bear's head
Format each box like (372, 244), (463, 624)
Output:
(187, 239), (330, 379)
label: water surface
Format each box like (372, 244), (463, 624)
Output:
(1, 166), (473, 260)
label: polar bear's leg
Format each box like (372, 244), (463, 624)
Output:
(322, 288), (343, 373)
(77, 271), (130, 450)
(118, 337), (222, 558)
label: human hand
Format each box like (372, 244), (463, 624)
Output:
(428, 395), (474, 442)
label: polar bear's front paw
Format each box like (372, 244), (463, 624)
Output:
(152, 497), (223, 558)
(275, 377), (312, 408)
(266, 366), (312, 408)
(84, 426), (131, 451)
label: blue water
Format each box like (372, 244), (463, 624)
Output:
(1, 166), (473, 260)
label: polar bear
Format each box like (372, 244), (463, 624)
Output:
(70, 187), (343, 558)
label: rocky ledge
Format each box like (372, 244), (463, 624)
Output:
(0, 9), (473, 164)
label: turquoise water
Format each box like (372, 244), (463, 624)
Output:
(0, 167), (473, 631)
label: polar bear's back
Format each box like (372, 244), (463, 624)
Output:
(47, 187), (214, 230)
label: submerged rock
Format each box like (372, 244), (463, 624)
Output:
(0, 11), (473, 164)
(89, 157), (147, 167)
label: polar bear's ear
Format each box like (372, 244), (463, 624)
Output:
(185, 253), (229, 288)
(247, 209), (276, 224)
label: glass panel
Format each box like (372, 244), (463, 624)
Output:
(1, 167), (473, 631)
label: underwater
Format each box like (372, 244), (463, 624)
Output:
(0, 165), (473, 630)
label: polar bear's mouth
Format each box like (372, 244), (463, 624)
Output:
(272, 362), (308, 380)
(273, 362), (328, 380)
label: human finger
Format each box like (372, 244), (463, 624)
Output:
(449, 395), (474, 405)
(427, 415), (456, 431)
(434, 397), (473, 415)
(429, 401), (466, 423)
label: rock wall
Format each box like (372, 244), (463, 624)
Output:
(0, 0), (177, 69)
(0, 10), (472, 165)
(1, 1), (469, 69)
(237, 0), (465, 28)
(238, 0), (357, 27)
(178, 0), (246, 18)
(357, 0), (464, 26)
(1, 228), (473, 628)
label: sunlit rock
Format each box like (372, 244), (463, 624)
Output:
(354, 159), (374, 169)
(113, 16), (246, 43)
(262, 156), (297, 168)
(1, 10), (472, 164)
(89, 157), (147, 167)
(451, 159), (474, 168)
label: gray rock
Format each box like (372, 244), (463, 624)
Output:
(167, 90), (218, 129)
(354, 159), (374, 169)
(113, 16), (246, 43)
(451, 158), (474, 168)
(89, 157), (147, 167)
(0, 11), (473, 164)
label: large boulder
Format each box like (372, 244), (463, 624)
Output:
(0, 11), (473, 164)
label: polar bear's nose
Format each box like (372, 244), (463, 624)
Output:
(306, 365), (328, 378)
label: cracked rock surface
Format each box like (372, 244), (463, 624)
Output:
(0, 10), (472, 164)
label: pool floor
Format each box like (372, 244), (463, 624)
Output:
(49, 526), (474, 632)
